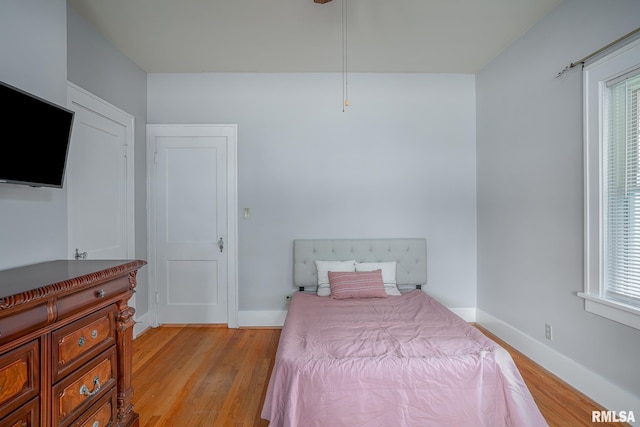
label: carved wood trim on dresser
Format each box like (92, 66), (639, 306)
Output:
(0, 259), (146, 427)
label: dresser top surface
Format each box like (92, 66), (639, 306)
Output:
(0, 260), (146, 301)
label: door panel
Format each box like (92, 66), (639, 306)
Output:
(153, 133), (228, 324)
(167, 260), (218, 305)
(66, 84), (134, 261)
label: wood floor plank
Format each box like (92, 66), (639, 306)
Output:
(133, 326), (279, 427)
(132, 325), (627, 426)
(157, 328), (239, 426)
(132, 326), (183, 372)
(135, 327), (216, 426)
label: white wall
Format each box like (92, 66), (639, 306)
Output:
(148, 72), (477, 312)
(66, 7), (150, 316)
(477, 0), (640, 411)
(0, 0), (69, 269)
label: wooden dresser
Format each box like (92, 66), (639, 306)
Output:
(0, 259), (146, 427)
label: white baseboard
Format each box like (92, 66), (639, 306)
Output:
(450, 307), (476, 322)
(476, 309), (640, 426)
(134, 311), (152, 338)
(238, 310), (287, 327)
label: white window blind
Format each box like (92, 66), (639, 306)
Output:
(605, 70), (640, 306)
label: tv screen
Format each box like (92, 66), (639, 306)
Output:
(0, 81), (74, 188)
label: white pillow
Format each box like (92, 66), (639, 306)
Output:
(355, 262), (401, 296)
(315, 260), (356, 296)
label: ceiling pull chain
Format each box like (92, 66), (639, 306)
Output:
(342, 0), (349, 111)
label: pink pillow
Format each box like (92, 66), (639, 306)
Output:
(328, 270), (388, 299)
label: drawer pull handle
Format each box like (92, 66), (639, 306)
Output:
(96, 289), (106, 298)
(78, 336), (85, 347)
(91, 329), (98, 339)
(79, 376), (101, 397)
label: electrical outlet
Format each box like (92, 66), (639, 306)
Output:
(545, 323), (553, 341)
(284, 294), (293, 304)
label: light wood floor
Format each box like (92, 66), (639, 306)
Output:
(132, 325), (626, 427)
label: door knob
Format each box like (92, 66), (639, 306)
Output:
(217, 237), (224, 253)
(74, 248), (88, 260)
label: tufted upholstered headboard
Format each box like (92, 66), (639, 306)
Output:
(293, 238), (427, 291)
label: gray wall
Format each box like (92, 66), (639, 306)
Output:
(66, 7), (149, 315)
(0, 0), (68, 269)
(0, 2), (149, 314)
(148, 72), (477, 312)
(477, 0), (640, 400)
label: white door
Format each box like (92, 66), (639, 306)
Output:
(66, 83), (134, 260)
(148, 125), (237, 325)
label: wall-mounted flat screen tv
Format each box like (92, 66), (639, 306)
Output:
(0, 81), (74, 188)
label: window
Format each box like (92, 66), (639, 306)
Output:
(581, 39), (640, 330)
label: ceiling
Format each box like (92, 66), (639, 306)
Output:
(67, 0), (561, 74)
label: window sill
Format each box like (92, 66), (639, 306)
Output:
(577, 292), (640, 331)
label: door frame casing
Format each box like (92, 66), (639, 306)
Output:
(146, 124), (238, 328)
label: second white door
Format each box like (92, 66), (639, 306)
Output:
(67, 83), (134, 261)
(149, 125), (235, 324)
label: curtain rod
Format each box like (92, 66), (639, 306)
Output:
(555, 27), (640, 78)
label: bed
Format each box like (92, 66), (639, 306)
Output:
(261, 239), (546, 427)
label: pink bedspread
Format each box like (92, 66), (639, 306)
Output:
(261, 291), (547, 427)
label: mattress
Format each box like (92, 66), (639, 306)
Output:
(261, 290), (547, 427)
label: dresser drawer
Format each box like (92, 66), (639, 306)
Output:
(52, 348), (116, 427)
(0, 340), (39, 419)
(57, 276), (130, 319)
(70, 388), (116, 427)
(2, 396), (39, 427)
(0, 302), (50, 347)
(52, 306), (116, 383)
